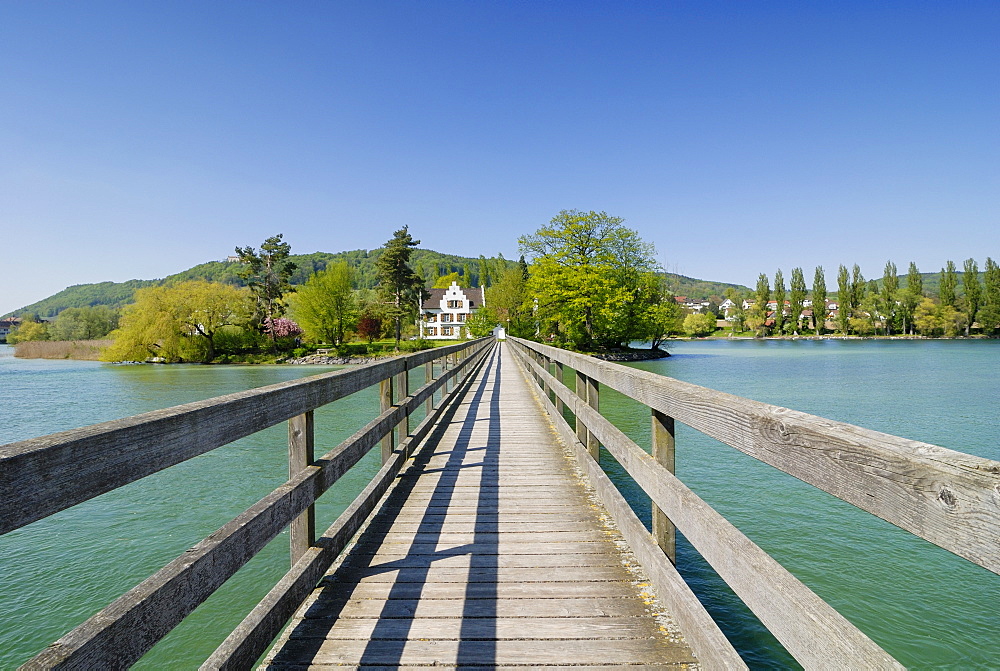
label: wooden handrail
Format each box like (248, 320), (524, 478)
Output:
(0, 340), (483, 536)
(9, 338), (493, 669)
(508, 337), (1000, 575)
(510, 342), (900, 667)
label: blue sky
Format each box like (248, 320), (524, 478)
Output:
(2, 1), (998, 316)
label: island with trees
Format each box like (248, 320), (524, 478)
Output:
(6, 210), (999, 362)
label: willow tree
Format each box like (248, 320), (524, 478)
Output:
(519, 210), (658, 350)
(103, 281), (252, 363)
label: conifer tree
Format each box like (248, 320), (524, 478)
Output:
(376, 226), (424, 345)
(235, 234), (296, 347)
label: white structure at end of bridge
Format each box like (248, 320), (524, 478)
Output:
(419, 282), (485, 340)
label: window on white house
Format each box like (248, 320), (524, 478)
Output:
(447, 300), (463, 309)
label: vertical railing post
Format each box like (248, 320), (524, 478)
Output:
(652, 409), (676, 564)
(288, 410), (315, 565)
(554, 361), (564, 417)
(586, 376), (600, 461)
(395, 364), (409, 443)
(575, 370), (592, 458)
(380, 374), (393, 464)
(425, 357), (434, 416)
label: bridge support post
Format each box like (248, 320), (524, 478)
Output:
(554, 361), (564, 418)
(575, 371), (600, 462)
(288, 410), (315, 565)
(425, 359), (434, 417)
(380, 377), (393, 464)
(652, 409), (676, 564)
(395, 365), (409, 445)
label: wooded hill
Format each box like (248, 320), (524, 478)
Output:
(7, 248), (748, 319)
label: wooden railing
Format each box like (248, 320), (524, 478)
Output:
(508, 336), (1000, 670)
(1, 338), (493, 670)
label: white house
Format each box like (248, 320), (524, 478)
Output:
(0, 317), (21, 342)
(419, 282), (485, 340)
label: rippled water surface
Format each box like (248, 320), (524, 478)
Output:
(1, 340), (997, 668)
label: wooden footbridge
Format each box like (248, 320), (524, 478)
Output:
(3, 337), (998, 669)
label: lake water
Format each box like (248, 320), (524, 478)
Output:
(1, 340), (997, 668)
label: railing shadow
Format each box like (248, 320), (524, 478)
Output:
(282, 344), (503, 667)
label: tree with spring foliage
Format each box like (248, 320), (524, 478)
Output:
(235, 234), (297, 347)
(901, 262), (923, 335)
(977, 258), (1000, 335)
(375, 226), (424, 345)
(962, 258), (981, 336)
(789, 268), (806, 335)
(880, 261), (899, 335)
(836, 265), (851, 334)
(519, 210), (659, 349)
(939, 261), (958, 310)
(773, 269), (786, 334)
(812, 266), (827, 334)
(290, 261), (357, 345)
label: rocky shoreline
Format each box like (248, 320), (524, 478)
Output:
(591, 348), (670, 361)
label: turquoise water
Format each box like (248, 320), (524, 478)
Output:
(597, 338), (999, 669)
(1, 341), (997, 668)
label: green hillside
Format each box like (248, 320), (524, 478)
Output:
(7, 249), (751, 319)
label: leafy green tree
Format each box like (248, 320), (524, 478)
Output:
(849, 264), (866, 317)
(901, 262), (923, 335)
(880, 261), (898, 335)
(49, 306), (119, 341)
(724, 288), (747, 335)
(488, 264), (533, 338)
(962, 258), (981, 336)
(978, 257), (1000, 335)
(433, 272), (466, 289)
(812, 266), (827, 334)
(939, 261), (958, 309)
(376, 226), (424, 345)
(7, 320), (49, 343)
(773, 269), (786, 334)
(645, 281), (685, 349)
(836, 265), (851, 334)
(788, 268), (806, 335)
(290, 261), (357, 345)
(682, 312), (717, 337)
(519, 210), (658, 349)
(103, 281), (253, 363)
(753, 273), (770, 336)
(465, 308), (498, 337)
(235, 234), (297, 346)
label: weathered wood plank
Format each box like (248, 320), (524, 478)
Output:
(266, 343), (699, 669)
(268, 638), (697, 667)
(510, 336), (1000, 575)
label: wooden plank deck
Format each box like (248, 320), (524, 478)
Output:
(263, 343), (699, 669)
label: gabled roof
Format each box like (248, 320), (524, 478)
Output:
(421, 285), (485, 310)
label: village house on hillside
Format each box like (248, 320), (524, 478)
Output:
(0, 317), (22, 343)
(419, 282), (484, 340)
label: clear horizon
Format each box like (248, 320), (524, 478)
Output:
(2, 1), (998, 316)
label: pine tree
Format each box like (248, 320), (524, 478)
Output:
(235, 234), (297, 348)
(375, 226), (424, 345)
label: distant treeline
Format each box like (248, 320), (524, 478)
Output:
(7, 248), (745, 320)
